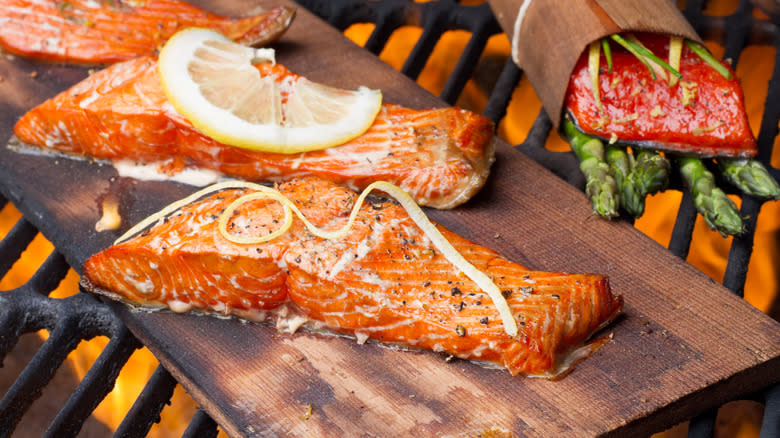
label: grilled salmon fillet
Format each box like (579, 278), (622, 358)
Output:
(566, 33), (757, 157)
(14, 57), (496, 209)
(0, 0), (294, 64)
(82, 177), (623, 377)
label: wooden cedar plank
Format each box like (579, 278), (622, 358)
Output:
(0, 0), (776, 436)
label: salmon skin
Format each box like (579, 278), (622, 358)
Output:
(82, 176), (623, 378)
(0, 0), (295, 64)
(565, 33), (757, 158)
(13, 57), (496, 209)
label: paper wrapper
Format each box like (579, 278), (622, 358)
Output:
(488, 0), (701, 128)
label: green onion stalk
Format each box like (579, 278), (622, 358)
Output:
(685, 40), (732, 80)
(609, 34), (682, 81)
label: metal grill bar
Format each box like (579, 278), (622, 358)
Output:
(669, 193), (698, 259)
(481, 59), (521, 125)
(362, 1), (406, 54)
(31, 252), (70, 294)
(761, 384), (780, 438)
(519, 111), (585, 186)
(45, 326), (139, 437)
(687, 409), (717, 438)
(400, 1), (451, 79)
(0, 220), (218, 436)
(114, 365), (178, 438)
(182, 409), (220, 438)
(0, 323), (82, 435)
(0, 219), (37, 279)
(436, 3), (500, 104)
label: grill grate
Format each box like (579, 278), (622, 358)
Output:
(0, 194), (220, 436)
(1, 0), (778, 436)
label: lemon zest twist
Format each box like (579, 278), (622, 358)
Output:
(115, 180), (519, 338)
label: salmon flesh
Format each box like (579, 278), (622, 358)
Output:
(13, 56), (496, 209)
(81, 177), (623, 377)
(566, 33), (757, 157)
(0, 0), (295, 64)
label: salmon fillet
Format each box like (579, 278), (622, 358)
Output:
(14, 57), (496, 209)
(82, 177), (623, 377)
(566, 33), (757, 157)
(0, 0), (294, 64)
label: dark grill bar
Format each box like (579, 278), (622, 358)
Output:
(114, 365), (178, 437)
(1, 0), (778, 436)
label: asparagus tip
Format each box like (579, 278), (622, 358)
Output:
(679, 156), (744, 236)
(719, 158), (780, 200)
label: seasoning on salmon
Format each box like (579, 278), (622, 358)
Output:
(13, 57), (496, 209)
(81, 177), (623, 378)
(0, 0), (295, 64)
(565, 33), (757, 158)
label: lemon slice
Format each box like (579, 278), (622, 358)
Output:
(158, 28), (383, 154)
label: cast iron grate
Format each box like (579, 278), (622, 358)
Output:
(0, 0), (777, 436)
(0, 193), (222, 436)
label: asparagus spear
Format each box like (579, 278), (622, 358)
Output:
(632, 149), (671, 195)
(623, 149), (671, 217)
(605, 145), (642, 217)
(677, 156), (743, 236)
(563, 120), (619, 218)
(718, 158), (780, 200)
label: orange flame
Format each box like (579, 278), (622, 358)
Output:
(0, 203), (208, 436)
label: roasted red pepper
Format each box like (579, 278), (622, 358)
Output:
(565, 33), (757, 158)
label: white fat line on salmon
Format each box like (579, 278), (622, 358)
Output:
(328, 218), (399, 279)
(287, 152), (307, 170)
(122, 271), (154, 295)
(343, 318), (415, 335)
(352, 271), (395, 289)
(46, 121), (71, 148)
(2, 13), (67, 31)
(113, 159), (223, 187)
(115, 180), (519, 338)
(79, 90), (102, 109)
